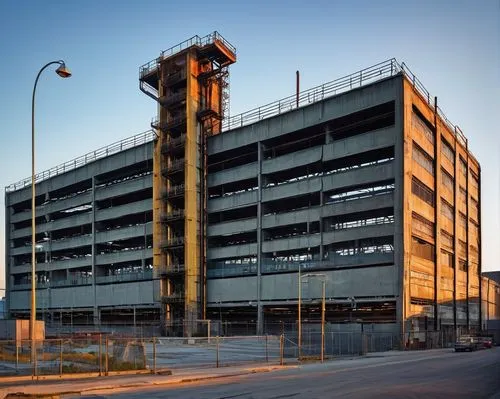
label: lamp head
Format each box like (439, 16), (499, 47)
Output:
(55, 62), (71, 78)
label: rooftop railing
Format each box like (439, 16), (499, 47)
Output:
(221, 58), (472, 157)
(8, 59), (473, 194)
(139, 31), (236, 78)
(399, 62), (468, 147)
(5, 130), (155, 193)
(221, 59), (401, 131)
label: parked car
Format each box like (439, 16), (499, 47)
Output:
(480, 337), (493, 349)
(455, 336), (482, 352)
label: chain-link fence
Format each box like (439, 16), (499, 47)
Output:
(280, 328), (484, 362)
(0, 335), (283, 378)
(0, 328), (488, 378)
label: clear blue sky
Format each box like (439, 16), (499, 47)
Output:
(0, 0), (498, 291)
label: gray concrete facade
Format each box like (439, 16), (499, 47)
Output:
(5, 131), (159, 326)
(206, 76), (401, 333)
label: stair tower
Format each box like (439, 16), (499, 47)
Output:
(139, 32), (236, 336)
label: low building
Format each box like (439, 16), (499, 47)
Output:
(0, 297), (5, 319)
(482, 272), (500, 337)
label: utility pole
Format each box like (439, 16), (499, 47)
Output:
(298, 263), (301, 360)
(302, 273), (327, 362)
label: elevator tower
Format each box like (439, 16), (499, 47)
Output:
(139, 32), (236, 336)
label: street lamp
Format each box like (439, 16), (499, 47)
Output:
(30, 60), (71, 371)
(298, 263), (301, 359)
(218, 299), (223, 336)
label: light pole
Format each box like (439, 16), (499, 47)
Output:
(298, 263), (301, 359)
(301, 273), (327, 362)
(218, 299), (222, 336)
(31, 60), (71, 370)
(321, 279), (325, 363)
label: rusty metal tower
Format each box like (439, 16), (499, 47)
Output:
(139, 32), (236, 336)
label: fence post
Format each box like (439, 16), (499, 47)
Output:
(153, 337), (157, 374)
(265, 335), (269, 363)
(280, 334), (284, 366)
(105, 336), (109, 376)
(32, 339), (36, 378)
(41, 341), (45, 375)
(207, 320), (211, 344)
(59, 339), (63, 376)
(15, 343), (19, 372)
(216, 336), (220, 368)
(98, 334), (102, 376)
(361, 333), (367, 356)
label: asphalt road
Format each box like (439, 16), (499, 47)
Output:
(86, 348), (500, 399)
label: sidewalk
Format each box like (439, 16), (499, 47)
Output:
(0, 364), (292, 398)
(364, 347), (453, 358)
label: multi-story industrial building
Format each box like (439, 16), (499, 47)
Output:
(5, 132), (157, 328)
(4, 33), (484, 337)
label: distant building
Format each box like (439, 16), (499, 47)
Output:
(482, 272), (500, 332)
(0, 297), (5, 320)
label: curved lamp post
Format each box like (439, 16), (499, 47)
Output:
(31, 60), (71, 372)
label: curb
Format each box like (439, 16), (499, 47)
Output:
(85, 366), (290, 393)
(0, 368), (172, 384)
(1, 366), (293, 399)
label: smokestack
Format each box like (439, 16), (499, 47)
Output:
(296, 70), (300, 108)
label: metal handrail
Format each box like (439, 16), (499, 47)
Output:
(222, 59), (400, 131)
(159, 90), (186, 106)
(167, 158), (185, 170)
(157, 264), (185, 275)
(161, 292), (184, 302)
(165, 134), (186, 147)
(165, 184), (185, 197)
(164, 69), (187, 84)
(398, 62), (469, 149)
(161, 236), (184, 247)
(139, 31), (236, 78)
(220, 58), (473, 159)
(6, 130), (155, 193)
(162, 208), (185, 220)
(95, 271), (153, 284)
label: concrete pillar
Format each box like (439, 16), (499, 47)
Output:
(394, 77), (407, 338)
(5, 199), (12, 317)
(256, 142), (264, 335)
(324, 124), (333, 144)
(319, 178), (324, 261)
